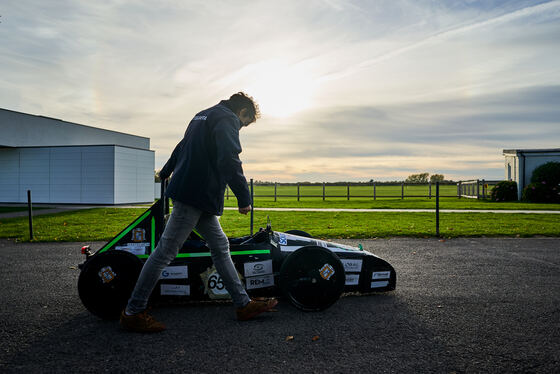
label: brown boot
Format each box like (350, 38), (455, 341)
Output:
(120, 310), (166, 333)
(236, 298), (278, 321)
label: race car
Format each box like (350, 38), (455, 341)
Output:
(78, 186), (396, 320)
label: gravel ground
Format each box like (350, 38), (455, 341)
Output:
(0, 237), (559, 373)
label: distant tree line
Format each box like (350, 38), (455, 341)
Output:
(156, 171), (454, 184)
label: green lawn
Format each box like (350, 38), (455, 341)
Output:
(224, 196), (560, 210)
(1, 207), (559, 242)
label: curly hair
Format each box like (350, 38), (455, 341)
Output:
(225, 92), (261, 122)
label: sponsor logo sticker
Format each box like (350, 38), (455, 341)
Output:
(115, 242), (150, 255)
(278, 234), (288, 245)
(131, 228), (146, 242)
(371, 280), (389, 288)
(98, 266), (116, 284)
(341, 259), (363, 272)
(160, 284), (190, 296)
(246, 274), (274, 290)
(244, 260), (272, 277)
(319, 264), (335, 280)
(372, 271), (391, 280)
(345, 273), (360, 285)
(159, 266), (188, 280)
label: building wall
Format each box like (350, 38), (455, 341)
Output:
(114, 146), (155, 204)
(504, 150), (560, 199)
(0, 108), (149, 149)
(523, 153), (560, 186)
(0, 145), (154, 204)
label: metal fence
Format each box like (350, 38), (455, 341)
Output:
(457, 180), (502, 199)
(225, 181), (501, 201)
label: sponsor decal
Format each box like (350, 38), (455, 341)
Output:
(192, 115), (207, 121)
(98, 266), (116, 284)
(319, 264), (335, 280)
(278, 234), (288, 245)
(160, 284), (190, 296)
(371, 280), (389, 288)
(244, 260), (272, 277)
(131, 228), (146, 242)
(372, 271), (391, 280)
(341, 259), (363, 272)
(345, 273), (360, 286)
(115, 242), (150, 255)
(316, 240), (328, 248)
(246, 274), (274, 290)
(159, 266), (188, 280)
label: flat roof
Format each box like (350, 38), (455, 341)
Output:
(0, 108), (149, 140)
(503, 148), (560, 155)
(0, 108), (150, 149)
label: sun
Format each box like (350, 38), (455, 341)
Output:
(246, 60), (317, 118)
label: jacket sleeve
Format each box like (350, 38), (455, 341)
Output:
(213, 118), (251, 208)
(159, 139), (183, 180)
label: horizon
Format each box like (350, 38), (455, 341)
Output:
(1, 1), (559, 182)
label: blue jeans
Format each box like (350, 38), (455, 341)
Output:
(126, 200), (250, 314)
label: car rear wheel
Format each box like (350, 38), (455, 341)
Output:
(279, 245), (345, 311)
(78, 250), (143, 320)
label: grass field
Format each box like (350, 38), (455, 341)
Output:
(224, 196), (560, 210)
(1, 206), (559, 242)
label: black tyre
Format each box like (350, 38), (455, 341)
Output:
(279, 245), (345, 311)
(78, 250), (143, 320)
(285, 229), (313, 238)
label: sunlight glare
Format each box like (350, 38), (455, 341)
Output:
(247, 61), (317, 118)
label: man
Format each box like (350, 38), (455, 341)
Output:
(120, 92), (277, 333)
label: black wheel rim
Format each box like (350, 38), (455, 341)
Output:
(279, 246), (345, 311)
(78, 251), (143, 320)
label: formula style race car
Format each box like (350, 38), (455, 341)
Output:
(78, 186), (396, 320)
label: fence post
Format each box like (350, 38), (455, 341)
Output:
(436, 182), (440, 237)
(401, 182), (404, 199)
(476, 179), (480, 199)
(250, 179), (254, 235)
(274, 182), (277, 202)
(373, 182), (376, 200)
(482, 179), (486, 199)
(457, 181), (461, 199)
(429, 182), (432, 199)
(322, 182), (325, 201)
(226, 185), (229, 200)
(27, 190), (34, 240)
(297, 182), (300, 202)
(347, 183), (350, 200)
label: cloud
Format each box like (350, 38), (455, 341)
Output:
(1, 0), (559, 182)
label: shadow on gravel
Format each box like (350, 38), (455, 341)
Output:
(1, 293), (463, 373)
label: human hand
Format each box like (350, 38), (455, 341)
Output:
(238, 205), (252, 215)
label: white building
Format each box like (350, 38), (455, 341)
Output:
(503, 148), (560, 199)
(0, 108), (154, 204)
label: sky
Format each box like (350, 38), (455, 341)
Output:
(1, 0), (559, 182)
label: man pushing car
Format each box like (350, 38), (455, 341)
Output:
(120, 92), (278, 332)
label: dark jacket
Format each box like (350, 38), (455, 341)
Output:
(159, 101), (251, 215)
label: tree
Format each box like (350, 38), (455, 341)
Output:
(430, 174), (445, 183)
(405, 173), (429, 183)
